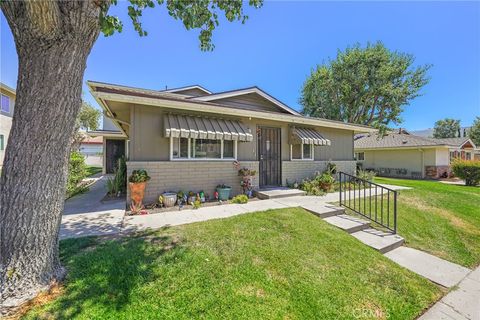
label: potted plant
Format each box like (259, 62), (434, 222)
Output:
(128, 169), (151, 209)
(316, 172), (335, 192)
(216, 184), (232, 200)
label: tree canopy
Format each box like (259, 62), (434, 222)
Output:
(468, 117), (480, 146)
(433, 118), (461, 138)
(300, 42), (431, 132)
(100, 0), (263, 51)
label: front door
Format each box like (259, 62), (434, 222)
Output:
(258, 127), (281, 187)
(105, 139), (125, 173)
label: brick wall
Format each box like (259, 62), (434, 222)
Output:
(127, 161), (259, 203)
(282, 160), (356, 185)
(425, 165), (451, 179)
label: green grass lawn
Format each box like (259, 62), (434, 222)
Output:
(85, 166), (102, 177)
(374, 177), (480, 268)
(23, 208), (441, 320)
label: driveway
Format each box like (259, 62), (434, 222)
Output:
(61, 175), (126, 239)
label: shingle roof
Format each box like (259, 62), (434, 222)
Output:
(354, 133), (473, 149)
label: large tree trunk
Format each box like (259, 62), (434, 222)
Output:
(0, 1), (104, 314)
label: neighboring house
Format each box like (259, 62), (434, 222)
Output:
(87, 81), (375, 202)
(411, 126), (471, 138)
(0, 82), (15, 169)
(354, 130), (477, 179)
(79, 135), (103, 167)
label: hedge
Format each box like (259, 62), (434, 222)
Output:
(451, 159), (480, 186)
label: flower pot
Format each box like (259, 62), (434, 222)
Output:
(216, 187), (231, 200)
(162, 192), (177, 208)
(129, 182), (146, 205)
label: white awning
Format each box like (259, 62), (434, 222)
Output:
(164, 114), (253, 142)
(290, 127), (331, 146)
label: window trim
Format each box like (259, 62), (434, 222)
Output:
(290, 143), (314, 161)
(170, 136), (237, 161)
(355, 152), (365, 161)
(0, 134), (4, 151)
(1, 94), (10, 113)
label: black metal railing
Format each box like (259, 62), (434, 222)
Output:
(339, 171), (397, 233)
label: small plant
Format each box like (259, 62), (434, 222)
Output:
(356, 169), (376, 182)
(107, 156), (127, 196)
(192, 199), (201, 209)
(326, 162), (337, 175)
(128, 169), (151, 183)
(231, 194), (249, 204)
(451, 159), (480, 186)
(238, 167), (257, 177)
(216, 184), (231, 189)
(130, 202), (147, 215)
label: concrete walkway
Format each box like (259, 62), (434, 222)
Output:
(61, 175), (125, 239)
(419, 266), (480, 320)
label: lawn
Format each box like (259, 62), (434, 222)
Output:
(85, 166), (102, 177)
(23, 208), (441, 319)
(374, 177), (480, 268)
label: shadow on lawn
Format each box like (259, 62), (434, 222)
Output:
(43, 228), (182, 319)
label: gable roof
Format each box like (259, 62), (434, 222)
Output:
(355, 132), (476, 150)
(163, 85), (212, 96)
(190, 86), (301, 116)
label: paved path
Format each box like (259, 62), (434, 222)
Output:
(61, 175), (125, 239)
(419, 266), (480, 320)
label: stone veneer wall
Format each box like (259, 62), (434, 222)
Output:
(282, 160), (356, 185)
(127, 161), (259, 203)
(425, 165), (451, 179)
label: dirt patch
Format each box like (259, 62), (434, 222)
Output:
(7, 283), (64, 320)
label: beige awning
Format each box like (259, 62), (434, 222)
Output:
(290, 127), (331, 146)
(164, 114), (253, 142)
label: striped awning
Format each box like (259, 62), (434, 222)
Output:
(164, 114), (253, 142)
(290, 127), (331, 146)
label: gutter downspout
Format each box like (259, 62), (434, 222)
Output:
(419, 149), (425, 178)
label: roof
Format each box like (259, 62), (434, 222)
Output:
(87, 80), (377, 134)
(0, 82), (16, 96)
(355, 132), (476, 150)
(163, 85), (212, 95)
(81, 136), (103, 144)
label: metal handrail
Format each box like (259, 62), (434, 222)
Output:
(339, 171), (397, 233)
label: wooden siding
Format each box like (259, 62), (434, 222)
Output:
(212, 93), (291, 114)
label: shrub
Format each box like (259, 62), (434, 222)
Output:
(107, 156), (127, 196)
(128, 169), (151, 183)
(451, 160), (480, 186)
(66, 151), (87, 197)
(357, 169), (376, 182)
(298, 171), (336, 195)
(231, 194), (249, 204)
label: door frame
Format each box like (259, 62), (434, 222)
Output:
(104, 138), (126, 174)
(257, 126), (282, 188)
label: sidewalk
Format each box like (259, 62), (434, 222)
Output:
(420, 266), (480, 320)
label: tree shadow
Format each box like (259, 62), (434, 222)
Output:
(37, 228), (183, 319)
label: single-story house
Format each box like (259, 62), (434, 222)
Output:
(0, 82), (15, 169)
(87, 81), (375, 202)
(354, 129), (478, 179)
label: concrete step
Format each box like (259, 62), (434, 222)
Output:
(302, 204), (345, 218)
(256, 188), (306, 200)
(351, 228), (404, 254)
(323, 214), (371, 233)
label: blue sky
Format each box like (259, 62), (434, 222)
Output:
(1, 1), (479, 130)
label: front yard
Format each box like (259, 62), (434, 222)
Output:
(375, 177), (480, 268)
(24, 208), (441, 319)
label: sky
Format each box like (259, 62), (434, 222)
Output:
(1, 1), (479, 130)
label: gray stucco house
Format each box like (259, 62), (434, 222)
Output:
(87, 81), (374, 202)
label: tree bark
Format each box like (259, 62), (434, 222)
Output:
(0, 1), (104, 314)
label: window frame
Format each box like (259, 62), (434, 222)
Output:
(290, 143), (314, 161)
(1, 94), (10, 113)
(170, 136), (237, 161)
(0, 134), (4, 151)
(355, 152), (365, 161)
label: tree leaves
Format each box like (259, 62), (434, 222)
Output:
(468, 117), (480, 146)
(433, 118), (461, 138)
(99, 0), (263, 51)
(300, 42), (431, 132)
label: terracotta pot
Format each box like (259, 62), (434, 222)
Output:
(129, 182), (146, 205)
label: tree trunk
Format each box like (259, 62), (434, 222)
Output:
(0, 1), (104, 314)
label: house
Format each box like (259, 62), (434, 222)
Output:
(78, 134), (103, 166)
(354, 130), (478, 179)
(0, 82), (15, 169)
(87, 81), (375, 202)
(411, 126), (472, 138)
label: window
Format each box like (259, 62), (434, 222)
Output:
(170, 137), (236, 160)
(1, 95), (10, 113)
(466, 152), (471, 160)
(0, 135), (4, 150)
(355, 152), (365, 161)
(291, 143), (313, 160)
